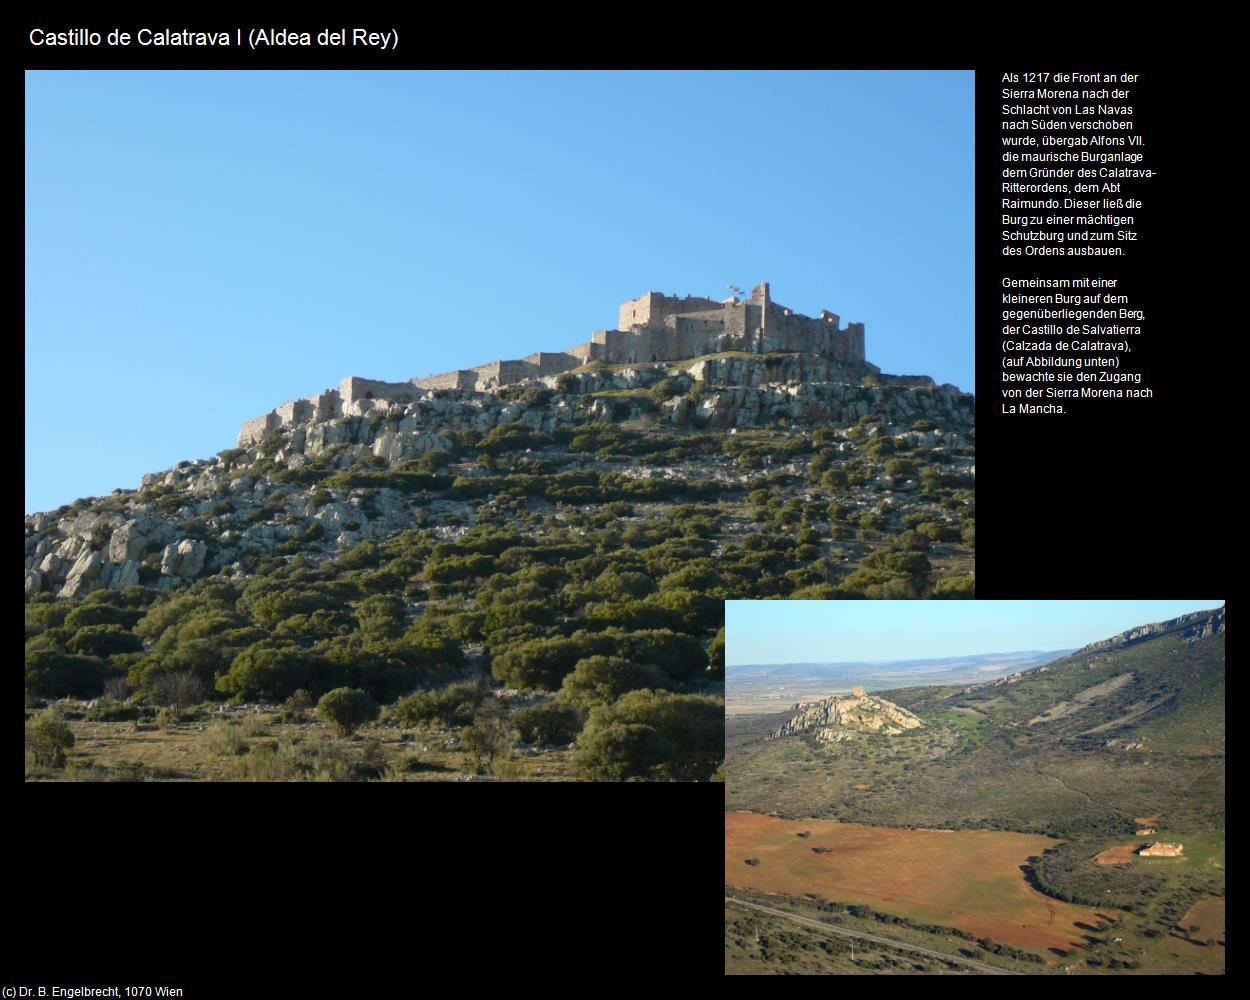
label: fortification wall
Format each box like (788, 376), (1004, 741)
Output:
(238, 282), (871, 444)
(238, 412), (278, 447)
(275, 399), (313, 425)
(755, 305), (865, 363)
(521, 352), (580, 375)
(340, 376), (422, 405)
(312, 389), (342, 421)
(565, 341), (604, 362)
(414, 369), (478, 391)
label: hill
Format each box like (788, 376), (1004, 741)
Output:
(728, 605), (1224, 833)
(26, 344), (974, 782)
(769, 692), (925, 740)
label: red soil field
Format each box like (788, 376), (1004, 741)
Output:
(726, 811), (1106, 953)
(1093, 843), (1147, 865)
(1178, 898), (1224, 943)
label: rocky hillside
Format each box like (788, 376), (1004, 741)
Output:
(1072, 605), (1225, 655)
(25, 348), (972, 781)
(25, 351), (974, 603)
(768, 692), (925, 740)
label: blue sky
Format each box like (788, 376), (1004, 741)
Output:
(25, 70), (973, 514)
(726, 601), (1224, 665)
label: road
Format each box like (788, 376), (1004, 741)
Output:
(725, 896), (1026, 975)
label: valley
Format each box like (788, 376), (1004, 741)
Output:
(726, 605), (1225, 974)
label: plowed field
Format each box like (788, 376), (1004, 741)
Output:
(726, 811), (1106, 953)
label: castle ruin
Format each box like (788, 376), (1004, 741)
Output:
(1139, 842), (1184, 857)
(238, 282), (871, 446)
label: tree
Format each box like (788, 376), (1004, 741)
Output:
(316, 688), (380, 737)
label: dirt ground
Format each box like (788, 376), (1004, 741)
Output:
(1176, 898), (1225, 944)
(726, 810), (1106, 953)
(1092, 843), (1148, 865)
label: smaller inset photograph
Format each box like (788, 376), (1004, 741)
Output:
(725, 600), (1225, 976)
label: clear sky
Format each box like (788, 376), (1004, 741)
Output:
(25, 70), (973, 514)
(725, 600), (1224, 665)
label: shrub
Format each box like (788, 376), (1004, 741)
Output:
(206, 720), (248, 757)
(25, 649), (112, 699)
(150, 671), (206, 709)
(933, 575), (975, 598)
(461, 700), (517, 773)
(572, 722), (673, 782)
(574, 689), (723, 781)
(216, 645), (337, 702)
(316, 688), (380, 736)
(392, 681), (485, 729)
(560, 656), (671, 708)
(513, 701), (584, 745)
(27, 708), (76, 767)
(84, 700), (141, 722)
(280, 688), (315, 721)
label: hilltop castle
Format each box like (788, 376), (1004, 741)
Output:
(239, 282), (869, 446)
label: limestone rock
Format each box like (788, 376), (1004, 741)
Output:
(768, 692), (924, 741)
(109, 560), (141, 590)
(160, 539), (206, 578)
(61, 549), (103, 598)
(108, 520), (148, 563)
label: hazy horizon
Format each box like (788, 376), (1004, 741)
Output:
(726, 600), (1224, 666)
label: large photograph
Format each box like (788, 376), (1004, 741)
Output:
(25, 71), (973, 781)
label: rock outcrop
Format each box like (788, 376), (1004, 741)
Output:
(768, 692), (924, 741)
(1074, 606), (1225, 654)
(25, 346), (974, 601)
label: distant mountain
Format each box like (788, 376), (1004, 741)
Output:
(728, 649), (1073, 691)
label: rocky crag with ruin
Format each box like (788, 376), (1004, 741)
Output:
(237, 282), (887, 447)
(25, 282), (975, 602)
(768, 691), (925, 741)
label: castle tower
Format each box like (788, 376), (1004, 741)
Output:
(851, 685), (866, 698)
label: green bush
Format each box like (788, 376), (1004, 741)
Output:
(65, 624), (143, 658)
(573, 723), (673, 782)
(316, 687), (380, 736)
(513, 701), (584, 745)
(392, 681), (486, 729)
(933, 575), (975, 598)
(560, 656), (671, 708)
(574, 689), (723, 781)
(216, 645), (338, 702)
(25, 649), (113, 699)
(27, 708), (76, 767)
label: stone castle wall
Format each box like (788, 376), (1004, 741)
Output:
(239, 282), (871, 446)
(412, 369), (479, 392)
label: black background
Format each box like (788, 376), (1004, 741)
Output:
(21, 22), (1222, 989)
